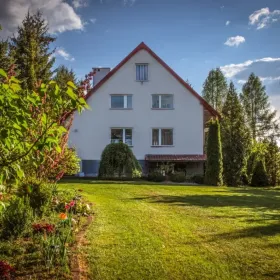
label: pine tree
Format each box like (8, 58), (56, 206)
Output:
(202, 68), (228, 112)
(204, 118), (223, 186)
(53, 65), (77, 89)
(0, 26), (14, 73)
(240, 73), (279, 140)
(221, 82), (251, 186)
(10, 12), (55, 90)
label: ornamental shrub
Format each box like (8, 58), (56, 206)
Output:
(17, 179), (53, 216)
(99, 143), (142, 178)
(190, 174), (205, 184)
(147, 172), (166, 182)
(204, 118), (223, 186)
(251, 160), (269, 187)
(170, 172), (186, 183)
(1, 197), (33, 239)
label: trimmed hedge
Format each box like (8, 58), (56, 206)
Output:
(170, 172), (186, 183)
(147, 172), (166, 182)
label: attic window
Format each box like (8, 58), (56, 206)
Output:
(136, 64), (148, 81)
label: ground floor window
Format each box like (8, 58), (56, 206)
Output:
(111, 128), (132, 146)
(152, 128), (173, 146)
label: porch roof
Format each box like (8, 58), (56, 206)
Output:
(145, 154), (206, 162)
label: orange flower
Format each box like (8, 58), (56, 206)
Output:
(59, 213), (68, 220)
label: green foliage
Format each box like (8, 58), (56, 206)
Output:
(147, 172), (166, 182)
(221, 82), (251, 186)
(99, 143), (142, 178)
(251, 160), (269, 187)
(264, 139), (280, 186)
(17, 179), (53, 216)
(241, 73), (279, 140)
(0, 69), (87, 183)
(10, 12), (56, 90)
(0, 39), (13, 74)
(202, 68), (228, 112)
(54, 65), (77, 89)
(170, 172), (186, 183)
(1, 197), (33, 239)
(205, 118), (223, 186)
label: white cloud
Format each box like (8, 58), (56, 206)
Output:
(260, 76), (280, 82)
(90, 18), (97, 24)
(0, 0), (84, 39)
(249, 7), (280, 29)
(56, 48), (75, 61)
(72, 0), (88, 9)
(221, 57), (280, 78)
(224, 36), (245, 47)
(123, 0), (136, 6)
(226, 20), (230, 26)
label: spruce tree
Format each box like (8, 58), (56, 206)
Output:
(204, 118), (223, 186)
(221, 82), (251, 186)
(53, 65), (77, 89)
(202, 68), (228, 112)
(10, 12), (55, 90)
(240, 73), (279, 140)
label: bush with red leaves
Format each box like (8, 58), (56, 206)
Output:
(0, 260), (15, 279)
(32, 223), (55, 234)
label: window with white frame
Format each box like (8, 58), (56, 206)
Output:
(152, 94), (173, 109)
(111, 128), (133, 146)
(152, 128), (173, 146)
(111, 95), (132, 109)
(136, 64), (148, 81)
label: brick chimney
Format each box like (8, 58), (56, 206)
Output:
(92, 67), (111, 87)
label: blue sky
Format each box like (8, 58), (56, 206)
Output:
(1, 0), (280, 108)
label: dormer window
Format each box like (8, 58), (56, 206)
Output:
(136, 64), (148, 81)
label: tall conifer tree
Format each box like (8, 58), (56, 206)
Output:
(221, 82), (251, 186)
(10, 12), (55, 90)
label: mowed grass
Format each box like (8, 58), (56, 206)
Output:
(60, 181), (280, 280)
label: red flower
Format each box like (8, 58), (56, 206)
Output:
(0, 260), (15, 278)
(32, 223), (55, 234)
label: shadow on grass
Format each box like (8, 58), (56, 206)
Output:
(132, 193), (280, 210)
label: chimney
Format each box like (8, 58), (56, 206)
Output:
(92, 67), (111, 87)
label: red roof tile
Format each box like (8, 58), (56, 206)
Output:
(85, 42), (220, 118)
(145, 154), (206, 162)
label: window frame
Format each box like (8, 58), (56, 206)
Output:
(151, 128), (174, 147)
(110, 94), (132, 109)
(151, 94), (174, 109)
(110, 128), (133, 146)
(136, 63), (149, 82)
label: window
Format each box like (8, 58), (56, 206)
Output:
(152, 94), (173, 109)
(152, 129), (173, 146)
(111, 95), (132, 109)
(111, 128), (133, 146)
(136, 64), (148, 81)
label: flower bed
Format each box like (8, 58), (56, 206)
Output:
(0, 183), (93, 279)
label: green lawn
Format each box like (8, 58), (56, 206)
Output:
(60, 181), (280, 280)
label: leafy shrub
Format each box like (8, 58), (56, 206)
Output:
(1, 197), (33, 239)
(17, 179), (53, 216)
(170, 172), (186, 183)
(190, 174), (204, 184)
(0, 260), (15, 279)
(147, 172), (166, 182)
(99, 143), (142, 178)
(251, 160), (269, 187)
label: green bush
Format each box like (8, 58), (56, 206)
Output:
(170, 172), (186, 183)
(99, 143), (142, 178)
(147, 172), (166, 182)
(251, 161), (269, 187)
(190, 174), (204, 184)
(1, 197), (33, 239)
(17, 179), (53, 216)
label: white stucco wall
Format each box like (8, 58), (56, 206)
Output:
(69, 49), (204, 161)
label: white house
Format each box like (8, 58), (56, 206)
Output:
(68, 42), (219, 176)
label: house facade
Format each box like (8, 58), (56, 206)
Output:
(68, 42), (218, 176)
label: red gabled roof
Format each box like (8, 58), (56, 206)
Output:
(145, 154), (206, 162)
(86, 42), (219, 117)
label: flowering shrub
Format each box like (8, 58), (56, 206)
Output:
(32, 223), (55, 234)
(0, 260), (15, 279)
